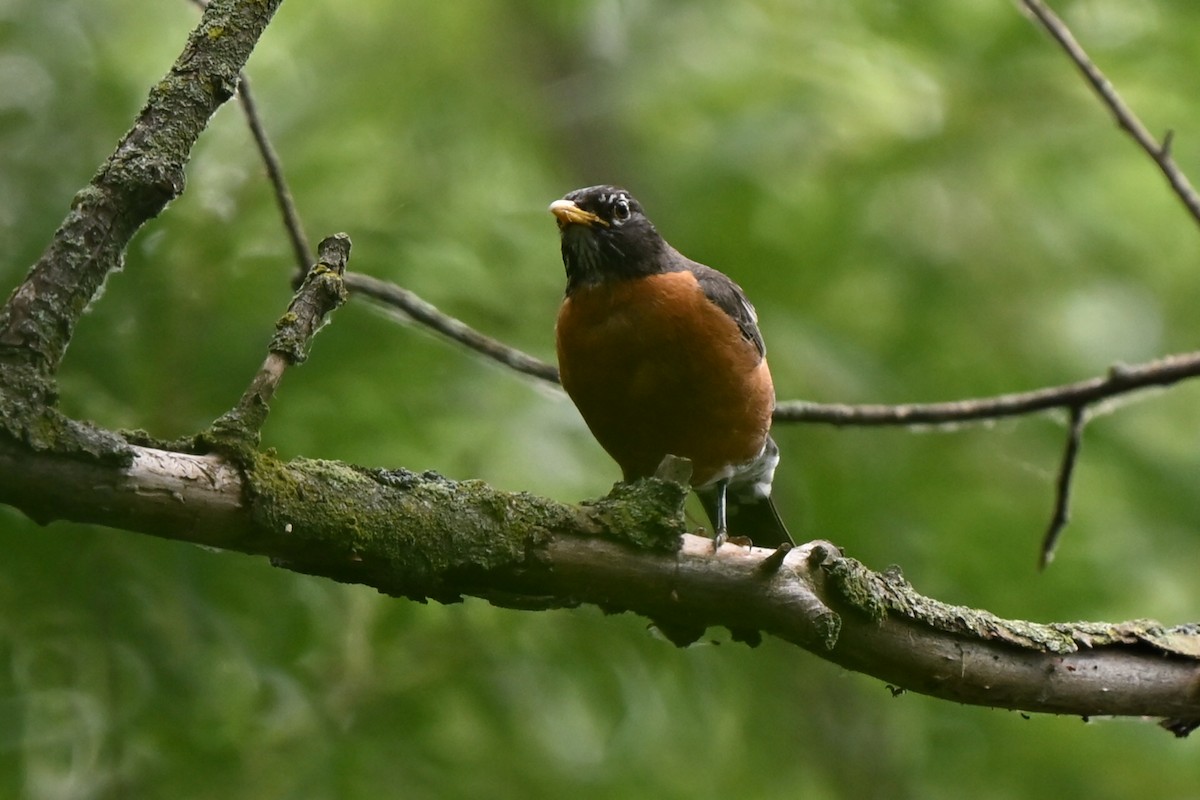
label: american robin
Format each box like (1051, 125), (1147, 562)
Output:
(550, 185), (792, 548)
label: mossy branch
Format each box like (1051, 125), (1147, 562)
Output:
(0, 0), (283, 386)
(0, 431), (1196, 732)
(208, 234), (350, 447)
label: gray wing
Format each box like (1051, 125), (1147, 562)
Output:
(686, 261), (766, 358)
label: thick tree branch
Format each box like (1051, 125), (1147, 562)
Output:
(0, 434), (1195, 728)
(0, 0), (283, 380)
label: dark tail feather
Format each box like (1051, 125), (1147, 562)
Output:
(698, 491), (793, 548)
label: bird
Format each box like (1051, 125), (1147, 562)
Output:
(550, 185), (792, 548)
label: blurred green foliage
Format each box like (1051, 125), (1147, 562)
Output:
(2, 0), (1199, 797)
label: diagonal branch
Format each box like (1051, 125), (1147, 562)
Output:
(345, 271), (561, 383)
(0, 0), (284, 380)
(1039, 405), (1086, 569)
(208, 234), (350, 446)
(1018, 0), (1200, 227)
(239, 77), (314, 282)
(214, 5), (1200, 435)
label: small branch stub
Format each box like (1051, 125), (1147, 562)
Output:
(207, 234), (351, 447)
(1040, 405), (1086, 568)
(269, 233), (351, 365)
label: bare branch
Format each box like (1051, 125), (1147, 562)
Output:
(344, 271), (561, 384)
(338, 269), (1200, 431)
(777, 351), (1200, 426)
(209, 1), (1200, 437)
(1019, 0), (1200, 227)
(238, 77), (313, 282)
(187, 0), (310, 277)
(1039, 405), (1086, 569)
(204, 40), (556, 382)
(309, 269), (1200, 433)
(214, 42), (559, 383)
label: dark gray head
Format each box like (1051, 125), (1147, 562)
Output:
(549, 185), (672, 293)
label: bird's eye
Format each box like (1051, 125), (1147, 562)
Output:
(612, 198), (631, 222)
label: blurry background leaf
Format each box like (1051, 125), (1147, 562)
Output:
(1, 0), (1199, 797)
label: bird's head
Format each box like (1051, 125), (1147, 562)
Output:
(549, 185), (668, 291)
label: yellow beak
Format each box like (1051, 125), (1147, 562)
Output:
(549, 199), (607, 228)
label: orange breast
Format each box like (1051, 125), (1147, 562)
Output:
(555, 271), (774, 487)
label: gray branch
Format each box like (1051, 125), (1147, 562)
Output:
(0, 434), (1195, 728)
(0, 0), (283, 379)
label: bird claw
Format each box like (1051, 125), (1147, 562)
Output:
(710, 531), (753, 551)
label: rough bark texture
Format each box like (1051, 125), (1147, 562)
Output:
(0, 0), (1197, 739)
(0, 0), (283, 378)
(0, 431), (1197, 724)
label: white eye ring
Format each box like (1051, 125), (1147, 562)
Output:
(612, 198), (631, 221)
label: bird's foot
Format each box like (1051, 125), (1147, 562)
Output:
(710, 531), (753, 551)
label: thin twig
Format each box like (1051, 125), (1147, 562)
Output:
(237, 78), (311, 280)
(344, 271), (560, 383)
(188, 0), (310, 276)
(192, 0), (555, 383)
(214, 0), (1200, 438)
(774, 352), (1200, 426)
(189, 0), (553, 382)
(1020, 0), (1200, 226)
(347, 268), (1200, 431)
(1039, 405), (1086, 569)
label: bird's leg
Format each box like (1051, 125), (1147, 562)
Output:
(711, 479), (729, 550)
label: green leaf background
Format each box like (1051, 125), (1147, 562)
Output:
(2, 1), (1198, 797)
